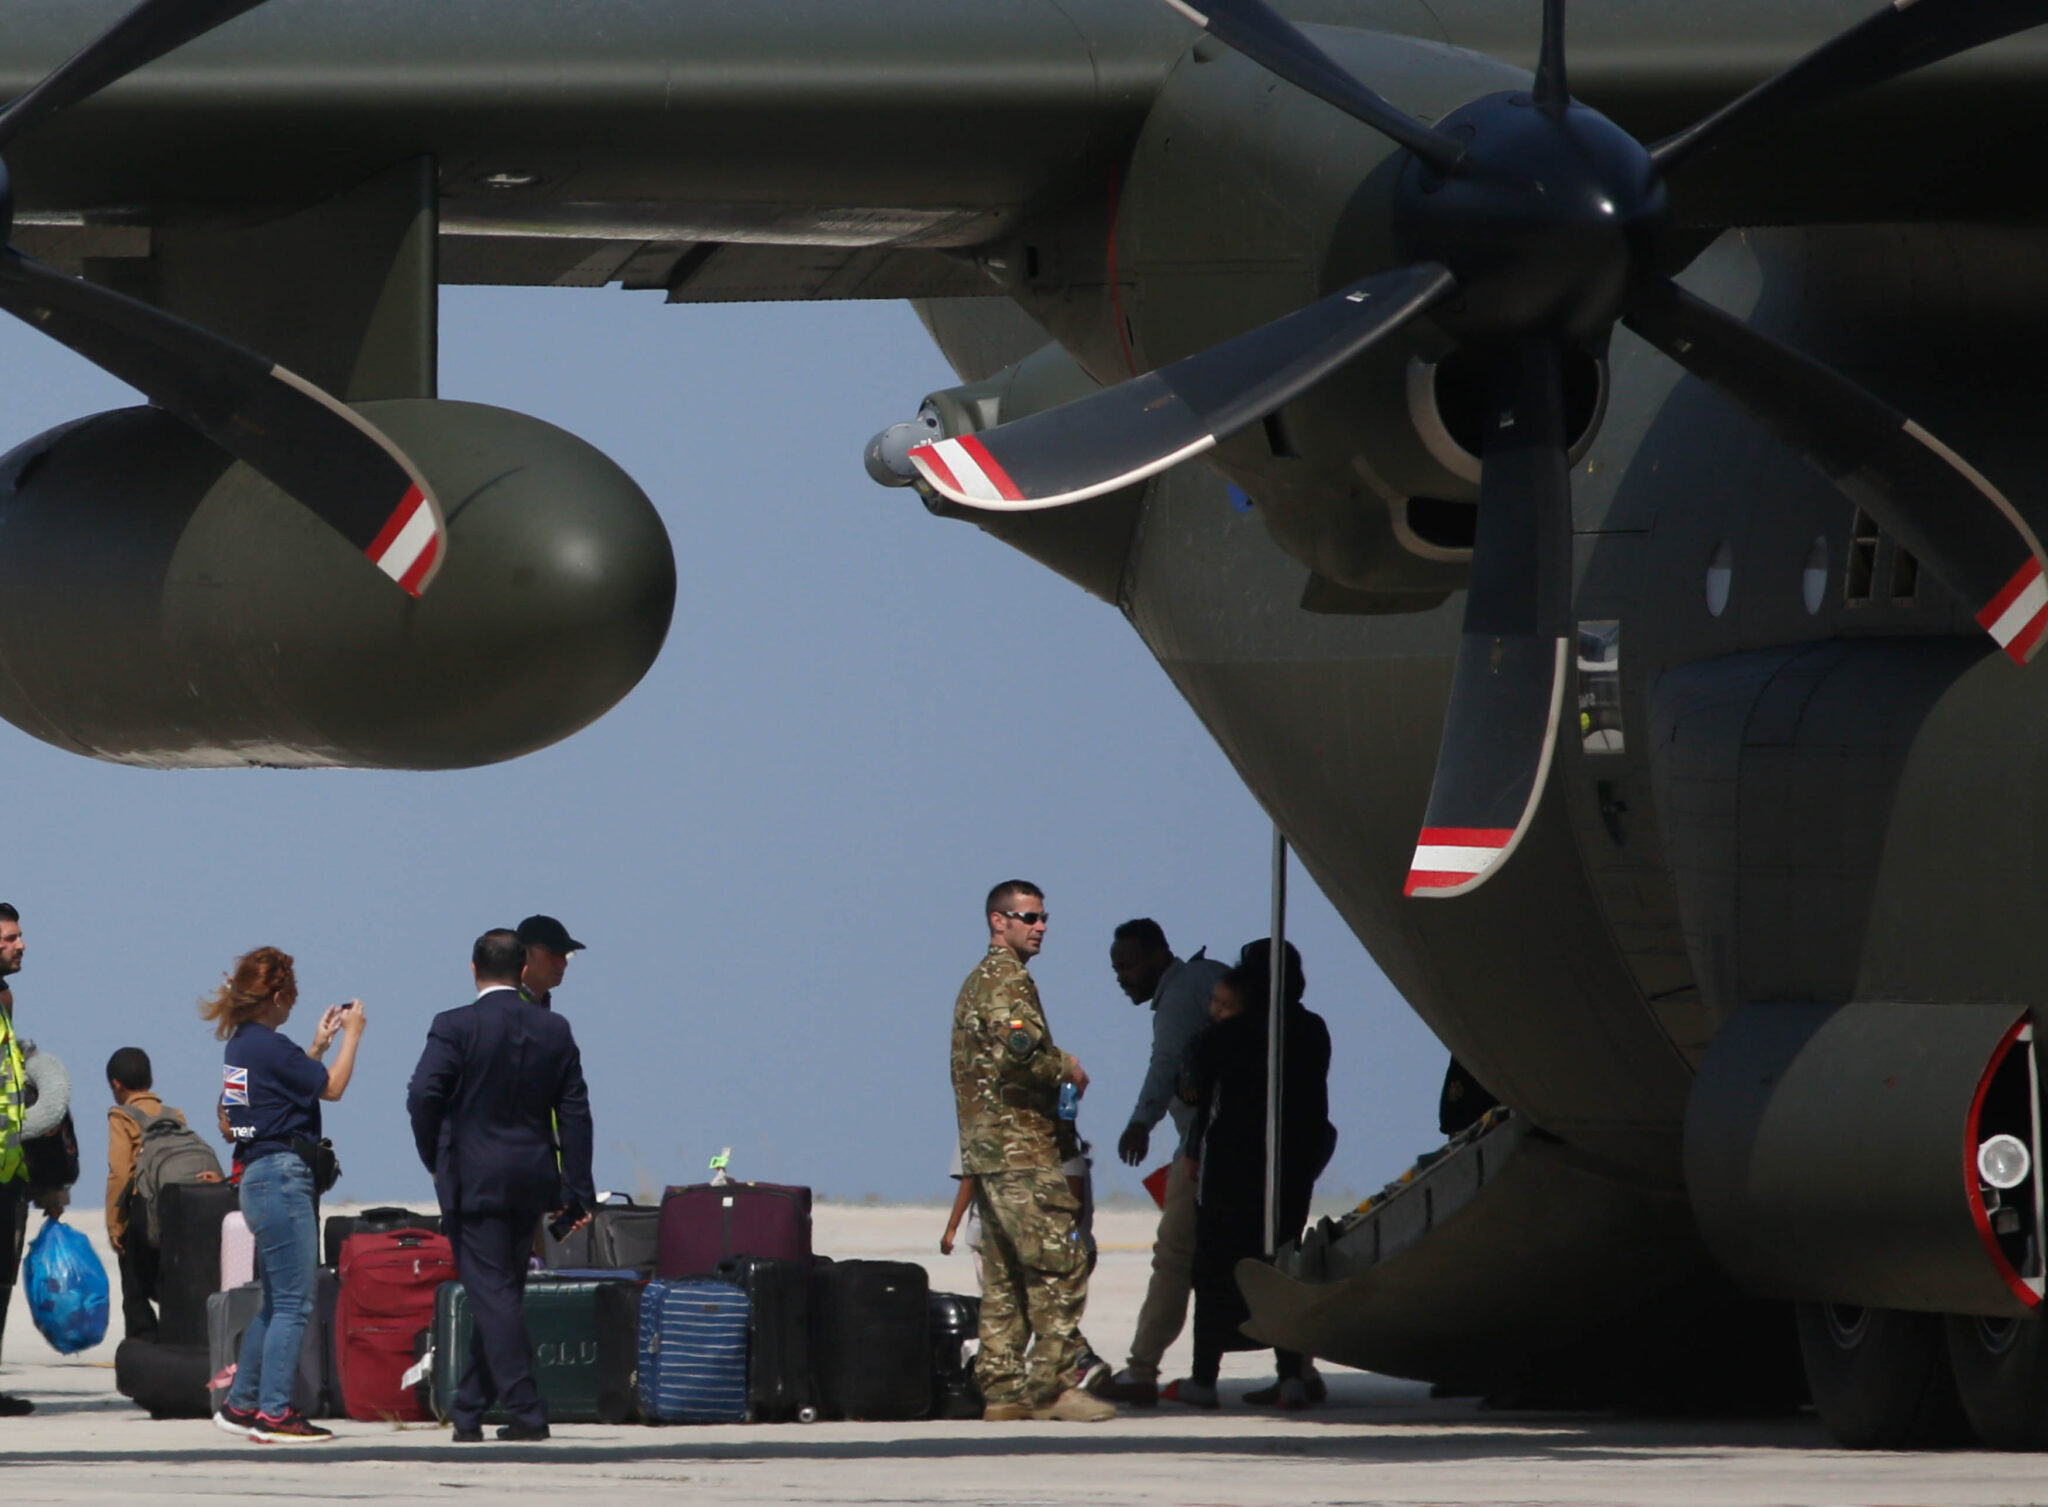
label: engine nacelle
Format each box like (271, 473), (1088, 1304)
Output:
(0, 399), (676, 768)
(995, 26), (1609, 603)
(1686, 1001), (2045, 1319)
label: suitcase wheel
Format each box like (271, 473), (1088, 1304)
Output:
(797, 1405), (819, 1424)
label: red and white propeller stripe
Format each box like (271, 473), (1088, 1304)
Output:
(1405, 828), (1514, 897)
(366, 486), (442, 596)
(1978, 558), (2048, 664)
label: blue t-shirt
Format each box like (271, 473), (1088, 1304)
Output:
(223, 1021), (327, 1165)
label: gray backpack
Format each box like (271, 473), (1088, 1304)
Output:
(122, 1104), (225, 1246)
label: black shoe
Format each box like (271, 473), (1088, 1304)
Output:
(496, 1421), (550, 1441)
(249, 1409), (334, 1442)
(1302, 1362), (1328, 1404)
(0, 1394), (33, 1417)
(451, 1426), (483, 1442)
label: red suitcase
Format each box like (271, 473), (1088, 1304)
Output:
(336, 1228), (456, 1420)
(657, 1182), (811, 1277)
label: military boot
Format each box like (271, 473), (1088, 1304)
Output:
(1032, 1387), (1117, 1422)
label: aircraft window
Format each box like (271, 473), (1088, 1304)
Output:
(1802, 537), (1828, 615)
(1889, 545), (1920, 606)
(1705, 541), (1733, 617)
(1845, 510), (1879, 605)
(1576, 620), (1624, 754)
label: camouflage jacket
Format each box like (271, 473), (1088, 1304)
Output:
(952, 943), (1068, 1175)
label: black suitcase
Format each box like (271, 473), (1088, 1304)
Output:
(114, 1337), (211, 1418)
(810, 1259), (930, 1421)
(929, 1292), (983, 1419)
(716, 1254), (817, 1422)
(155, 1180), (240, 1346)
(323, 1206), (441, 1268)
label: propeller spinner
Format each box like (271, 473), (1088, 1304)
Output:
(908, 0), (2048, 899)
(0, 0), (447, 596)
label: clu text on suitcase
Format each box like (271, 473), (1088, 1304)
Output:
(422, 1271), (643, 1425)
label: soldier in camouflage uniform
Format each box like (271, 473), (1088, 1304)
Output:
(952, 881), (1115, 1423)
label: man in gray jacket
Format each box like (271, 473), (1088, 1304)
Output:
(1095, 919), (1224, 1407)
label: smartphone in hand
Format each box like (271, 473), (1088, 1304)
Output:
(546, 1206), (585, 1242)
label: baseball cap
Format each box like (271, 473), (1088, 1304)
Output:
(517, 915), (586, 954)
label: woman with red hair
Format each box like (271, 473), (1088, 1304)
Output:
(202, 947), (366, 1442)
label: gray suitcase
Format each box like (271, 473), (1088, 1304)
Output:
(206, 1282), (323, 1417)
(544, 1194), (660, 1275)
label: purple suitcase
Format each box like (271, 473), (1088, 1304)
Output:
(657, 1181), (812, 1277)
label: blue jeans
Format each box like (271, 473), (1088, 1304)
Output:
(226, 1151), (316, 1418)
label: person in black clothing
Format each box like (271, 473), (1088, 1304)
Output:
(1162, 939), (1335, 1411)
(516, 914), (584, 1011)
(406, 929), (596, 1442)
(1439, 1057), (1500, 1137)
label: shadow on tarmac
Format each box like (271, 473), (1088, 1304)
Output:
(0, 1410), (1865, 1469)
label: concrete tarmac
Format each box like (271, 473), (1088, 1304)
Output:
(4, 1204), (2044, 1504)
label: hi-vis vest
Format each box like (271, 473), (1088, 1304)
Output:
(0, 1013), (25, 1184)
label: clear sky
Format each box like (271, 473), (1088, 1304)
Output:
(0, 286), (1447, 1208)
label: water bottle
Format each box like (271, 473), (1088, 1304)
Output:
(1058, 1082), (1079, 1122)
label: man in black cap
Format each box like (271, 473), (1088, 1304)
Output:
(516, 916), (584, 1011)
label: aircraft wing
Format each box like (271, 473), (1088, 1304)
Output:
(5, 0), (2048, 303)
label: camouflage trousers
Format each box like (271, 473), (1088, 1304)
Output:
(974, 1168), (1090, 1408)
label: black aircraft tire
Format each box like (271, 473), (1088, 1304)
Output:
(1795, 1303), (1971, 1448)
(1945, 1314), (2048, 1450)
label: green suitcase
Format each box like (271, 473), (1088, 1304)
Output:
(423, 1271), (643, 1424)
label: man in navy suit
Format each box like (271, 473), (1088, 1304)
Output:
(406, 929), (595, 1441)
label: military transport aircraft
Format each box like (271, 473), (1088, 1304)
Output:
(2, 0), (2047, 1452)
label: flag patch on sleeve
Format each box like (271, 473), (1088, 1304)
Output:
(222, 1065), (249, 1107)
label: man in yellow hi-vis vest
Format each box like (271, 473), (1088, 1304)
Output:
(0, 903), (36, 1416)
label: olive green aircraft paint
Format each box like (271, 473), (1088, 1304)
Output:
(0, 399), (676, 767)
(3, 0), (2048, 1435)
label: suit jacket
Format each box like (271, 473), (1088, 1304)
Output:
(406, 985), (596, 1215)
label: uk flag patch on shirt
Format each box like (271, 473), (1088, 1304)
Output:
(222, 1065), (249, 1107)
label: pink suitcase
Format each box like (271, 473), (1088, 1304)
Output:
(219, 1211), (256, 1290)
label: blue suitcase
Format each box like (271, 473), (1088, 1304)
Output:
(638, 1277), (749, 1423)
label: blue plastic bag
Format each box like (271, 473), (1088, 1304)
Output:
(24, 1215), (109, 1355)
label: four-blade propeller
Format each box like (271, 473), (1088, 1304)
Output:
(0, 0), (446, 595)
(909, 0), (2048, 898)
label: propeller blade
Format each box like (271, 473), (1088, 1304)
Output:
(1625, 277), (2048, 663)
(909, 263), (1455, 512)
(1651, 0), (2048, 175)
(1533, 0), (1568, 113)
(1406, 341), (1573, 900)
(1153, 0), (1467, 174)
(0, 0), (270, 152)
(0, 251), (446, 595)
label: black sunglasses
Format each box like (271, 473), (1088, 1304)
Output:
(1000, 910), (1050, 926)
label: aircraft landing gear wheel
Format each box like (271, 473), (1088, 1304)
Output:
(1945, 1314), (2048, 1449)
(1795, 1302), (1971, 1448)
